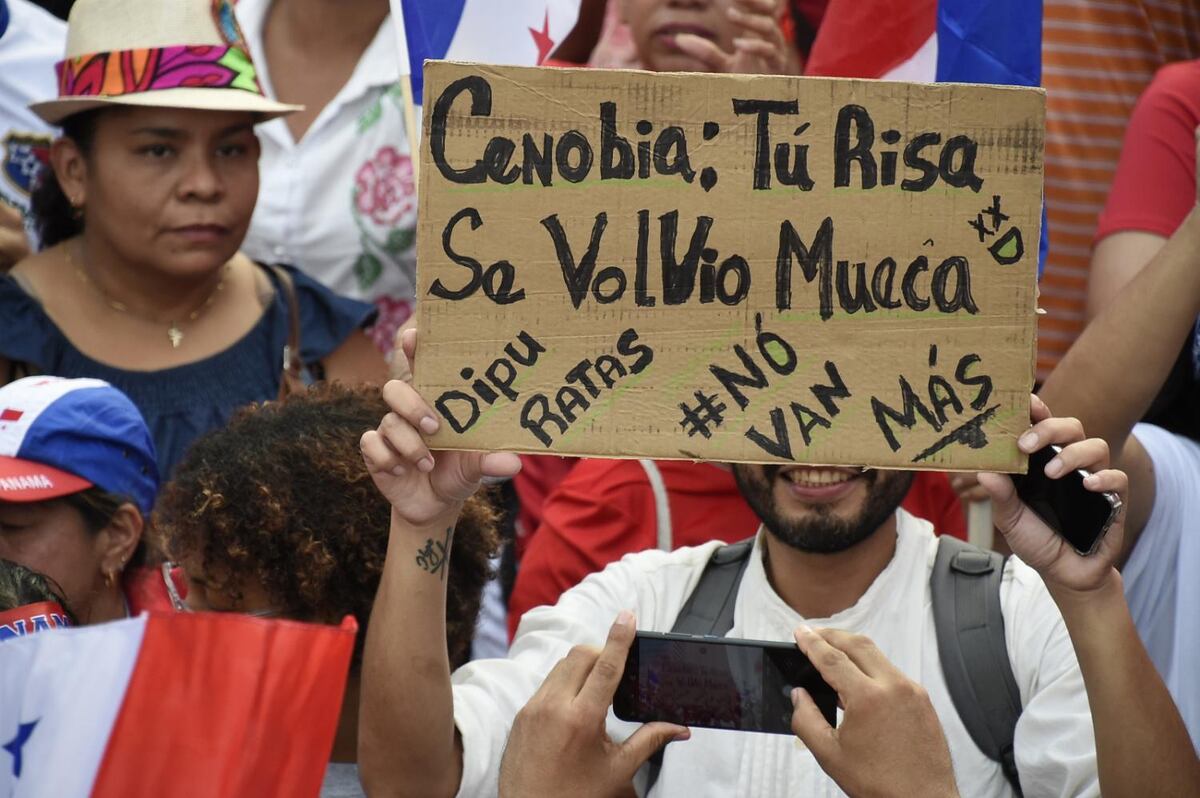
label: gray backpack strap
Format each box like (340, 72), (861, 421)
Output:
(931, 536), (1024, 797)
(643, 537), (756, 794)
(670, 537), (756, 636)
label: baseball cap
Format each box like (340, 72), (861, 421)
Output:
(0, 377), (158, 514)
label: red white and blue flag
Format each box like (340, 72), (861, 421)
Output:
(805, 0), (1046, 272)
(389, 0), (582, 105)
(0, 611), (355, 797)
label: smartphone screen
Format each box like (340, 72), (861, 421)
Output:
(613, 632), (838, 735)
(1011, 444), (1121, 555)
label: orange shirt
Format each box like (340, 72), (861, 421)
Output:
(1037, 0), (1200, 378)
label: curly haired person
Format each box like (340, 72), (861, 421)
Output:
(154, 383), (500, 798)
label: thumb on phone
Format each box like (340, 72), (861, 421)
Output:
(790, 687), (838, 759)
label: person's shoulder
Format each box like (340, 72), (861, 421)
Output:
(1150, 59), (1200, 95)
(593, 536), (726, 585)
(1133, 421), (1200, 467)
(1137, 59), (1200, 119)
(256, 261), (376, 357)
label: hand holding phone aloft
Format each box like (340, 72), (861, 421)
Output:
(977, 395), (1129, 597)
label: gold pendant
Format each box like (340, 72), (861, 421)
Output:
(167, 324), (183, 348)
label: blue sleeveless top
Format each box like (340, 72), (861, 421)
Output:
(0, 264), (375, 480)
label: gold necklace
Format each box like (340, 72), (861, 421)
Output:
(66, 242), (229, 349)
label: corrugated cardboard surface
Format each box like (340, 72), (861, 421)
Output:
(414, 62), (1043, 471)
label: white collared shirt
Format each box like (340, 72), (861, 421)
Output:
(452, 511), (1099, 797)
(237, 0), (416, 350)
(0, 0), (64, 230)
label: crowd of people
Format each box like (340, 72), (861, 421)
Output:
(1, 0), (1198, 796)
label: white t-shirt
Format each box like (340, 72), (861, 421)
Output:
(1124, 423), (1200, 749)
(452, 511), (1099, 797)
(0, 0), (64, 231)
(237, 0), (416, 351)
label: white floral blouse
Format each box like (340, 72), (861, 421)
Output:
(237, 0), (417, 352)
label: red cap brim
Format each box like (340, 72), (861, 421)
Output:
(0, 456), (93, 504)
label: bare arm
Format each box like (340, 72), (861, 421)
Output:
(1055, 573), (1200, 795)
(357, 330), (522, 798)
(1085, 231), (1167, 323)
(1039, 208), (1200, 556)
(980, 401), (1200, 794)
(359, 506), (464, 798)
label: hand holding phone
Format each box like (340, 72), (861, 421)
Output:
(978, 395), (1130, 595)
(499, 612), (689, 798)
(791, 627), (960, 798)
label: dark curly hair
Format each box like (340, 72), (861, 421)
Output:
(153, 383), (500, 669)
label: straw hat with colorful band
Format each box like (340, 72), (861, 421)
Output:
(30, 0), (300, 125)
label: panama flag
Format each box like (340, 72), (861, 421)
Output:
(389, 0), (582, 106)
(805, 0), (1046, 272)
(0, 611), (355, 797)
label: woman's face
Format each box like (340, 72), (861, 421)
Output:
(620, 0), (740, 72)
(69, 107), (261, 278)
(0, 500), (104, 620)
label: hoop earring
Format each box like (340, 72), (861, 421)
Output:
(103, 570), (116, 588)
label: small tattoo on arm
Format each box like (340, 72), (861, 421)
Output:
(415, 526), (453, 580)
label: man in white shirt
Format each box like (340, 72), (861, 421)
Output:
(356, 332), (1102, 798)
(0, 0), (64, 268)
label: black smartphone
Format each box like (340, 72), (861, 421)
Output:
(613, 631), (838, 735)
(1010, 444), (1122, 556)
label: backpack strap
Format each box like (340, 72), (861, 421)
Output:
(670, 537), (756, 636)
(638, 459), (673, 552)
(931, 536), (1024, 796)
(644, 537), (756, 794)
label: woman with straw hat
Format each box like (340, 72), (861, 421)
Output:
(0, 0), (388, 479)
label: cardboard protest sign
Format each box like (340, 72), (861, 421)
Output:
(413, 62), (1044, 471)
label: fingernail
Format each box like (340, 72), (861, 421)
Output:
(417, 457), (435, 473)
(615, 610), (634, 628)
(791, 687), (803, 705)
(392, 465), (405, 476)
(1018, 432), (1038, 451)
(420, 416), (439, 435)
(362, 455), (374, 467)
(1083, 473), (1099, 487)
(672, 729), (692, 742)
(1044, 457), (1063, 478)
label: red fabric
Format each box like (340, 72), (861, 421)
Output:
(0, 602), (70, 638)
(512, 454), (579, 557)
(122, 566), (185, 615)
(508, 461), (965, 639)
(1095, 60), (1200, 242)
(91, 612), (356, 798)
(804, 0), (935, 78)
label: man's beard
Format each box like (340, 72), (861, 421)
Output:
(732, 466), (914, 554)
